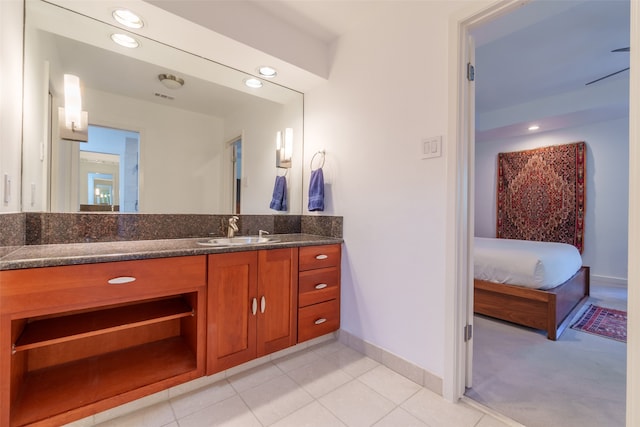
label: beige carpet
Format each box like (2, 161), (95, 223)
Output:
(465, 280), (627, 427)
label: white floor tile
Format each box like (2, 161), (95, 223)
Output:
(372, 407), (429, 427)
(287, 358), (353, 398)
(177, 395), (261, 427)
(270, 401), (347, 427)
(227, 362), (283, 393)
(85, 340), (517, 427)
(240, 374), (314, 425)
(402, 389), (484, 427)
(273, 348), (323, 372)
(323, 346), (380, 377)
(93, 402), (175, 427)
(170, 380), (236, 419)
(318, 380), (395, 427)
(358, 365), (422, 404)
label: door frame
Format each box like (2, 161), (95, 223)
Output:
(446, 2), (640, 427)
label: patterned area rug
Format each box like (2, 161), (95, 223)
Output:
(571, 304), (627, 342)
(496, 141), (586, 252)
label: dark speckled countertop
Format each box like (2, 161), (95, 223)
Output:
(0, 234), (342, 270)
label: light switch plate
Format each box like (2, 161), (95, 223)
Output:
(421, 136), (442, 159)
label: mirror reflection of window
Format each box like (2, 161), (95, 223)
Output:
(79, 125), (139, 212)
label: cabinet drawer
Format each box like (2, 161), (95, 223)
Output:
(299, 267), (340, 307)
(299, 244), (341, 271)
(0, 256), (207, 316)
(298, 299), (339, 342)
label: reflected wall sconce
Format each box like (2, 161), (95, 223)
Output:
(276, 128), (293, 168)
(58, 74), (88, 142)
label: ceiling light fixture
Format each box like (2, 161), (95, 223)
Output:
(112, 9), (144, 29)
(110, 33), (139, 48)
(244, 78), (263, 89)
(258, 66), (277, 78)
(528, 125), (540, 131)
(158, 73), (185, 89)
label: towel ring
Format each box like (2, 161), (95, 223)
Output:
(277, 167), (288, 177)
(310, 150), (325, 171)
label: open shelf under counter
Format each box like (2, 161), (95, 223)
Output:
(14, 297), (194, 352)
(11, 337), (197, 426)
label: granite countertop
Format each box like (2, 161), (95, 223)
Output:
(0, 234), (343, 270)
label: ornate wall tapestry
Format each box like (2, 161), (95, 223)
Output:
(496, 141), (586, 252)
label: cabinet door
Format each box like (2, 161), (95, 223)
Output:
(257, 248), (298, 356)
(207, 252), (257, 374)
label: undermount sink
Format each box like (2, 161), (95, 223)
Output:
(197, 236), (279, 246)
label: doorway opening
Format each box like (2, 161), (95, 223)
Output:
(79, 125), (139, 212)
(455, 1), (630, 425)
(230, 136), (242, 214)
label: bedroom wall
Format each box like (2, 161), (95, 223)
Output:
(475, 116), (629, 283)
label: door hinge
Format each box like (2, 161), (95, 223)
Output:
(467, 63), (475, 82)
(464, 324), (473, 342)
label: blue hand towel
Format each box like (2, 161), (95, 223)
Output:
(269, 175), (287, 211)
(308, 168), (324, 211)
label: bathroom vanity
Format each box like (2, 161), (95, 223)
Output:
(0, 237), (341, 426)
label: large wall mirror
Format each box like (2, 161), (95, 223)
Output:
(22, 0), (303, 215)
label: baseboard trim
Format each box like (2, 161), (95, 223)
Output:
(591, 274), (628, 287)
(337, 329), (443, 396)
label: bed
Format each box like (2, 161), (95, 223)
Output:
(473, 237), (590, 340)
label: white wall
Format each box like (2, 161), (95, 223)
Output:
(475, 116), (629, 282)
(0, 0), (23, 213)
(305, 1), (468, 380)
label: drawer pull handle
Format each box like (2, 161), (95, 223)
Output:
(315, 283), (328, 290)
(252, 298), (258, 315)
(107, 276), (136, 285)
(260, 296), (266, 313)
(315, 254), (329, 260)
(314, 318), (327, 325)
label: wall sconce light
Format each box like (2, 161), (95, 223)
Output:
(276, 128), (293, 168)
(58, 74), (88, 142)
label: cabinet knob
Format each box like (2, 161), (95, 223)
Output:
(260, 296), (266, 313)
(107, 276), (136, 285)
(314, 283), (328, 290)
(314, 318), (327, 325)
(251, 298), (258, 315)
(315, 254), (328, 260)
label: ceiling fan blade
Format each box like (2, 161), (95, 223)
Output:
(585, 67), (630, 86)
(612, 47), (630, 52)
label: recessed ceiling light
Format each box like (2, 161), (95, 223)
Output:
(528, 125), (540, 131)
(258, 66), (277, 78)
(110, 33), (139, 48)
(244, 78), (263, 89)
(158, 73), (185, 89)
(112, 9), (144, 29)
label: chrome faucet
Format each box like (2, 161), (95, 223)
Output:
(227, 216), (239, 238)
(259, 230), (269, 239)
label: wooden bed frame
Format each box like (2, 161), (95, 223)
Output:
(474, 266), (590, 340)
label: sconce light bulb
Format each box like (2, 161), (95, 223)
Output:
(284, 128), (293, 160)
(63, 74), (82, 129)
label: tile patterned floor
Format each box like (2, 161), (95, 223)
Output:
(83, 340), (517, 427)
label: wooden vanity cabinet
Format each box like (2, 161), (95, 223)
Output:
(207, 248), (298, 375)
(297, 245), (341, 342)
(0, 256), (207, 427)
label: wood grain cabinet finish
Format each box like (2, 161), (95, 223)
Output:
(206, 248), (298, 375)
(297, 245), (341, 343)
(0, 256), (207, 427)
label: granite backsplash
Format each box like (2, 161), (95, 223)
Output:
(0, 213), (342, 246)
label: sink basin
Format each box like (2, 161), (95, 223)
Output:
(197, 236), (279, 246)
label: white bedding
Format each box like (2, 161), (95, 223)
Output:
(474, 237), (583, 290)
